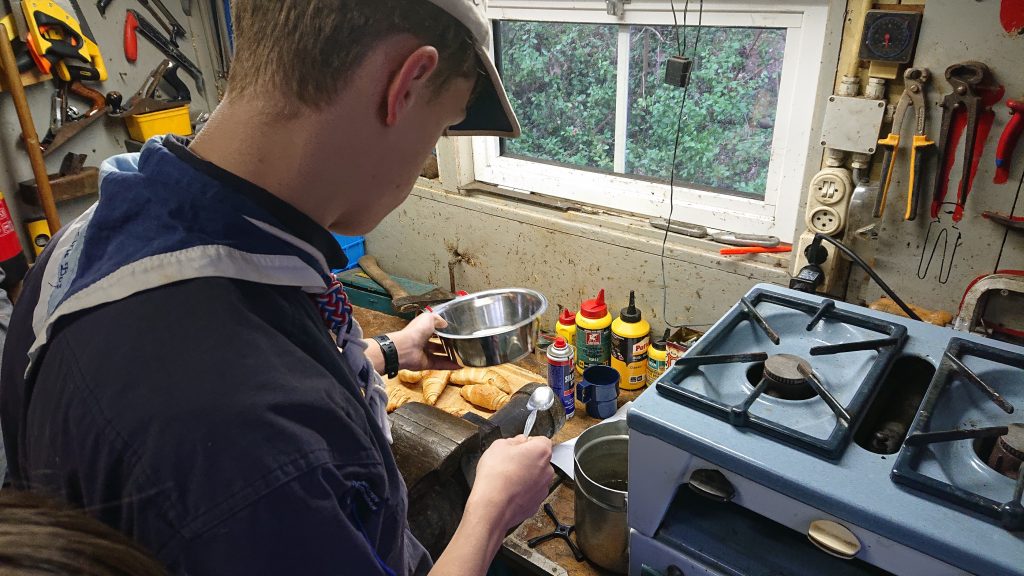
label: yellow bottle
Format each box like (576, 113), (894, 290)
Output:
(575, 290), (612, 375)
(611, 291), (651, 390)
(556, 308), (577, 348)
(647, 328), (670, 385)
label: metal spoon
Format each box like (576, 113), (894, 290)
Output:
(522, 386), (556, 438)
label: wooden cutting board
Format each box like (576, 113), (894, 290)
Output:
(386, 363), (547, 417)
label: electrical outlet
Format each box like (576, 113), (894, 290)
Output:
(804, 168), (853, 236)
(808, 206), (843, 235)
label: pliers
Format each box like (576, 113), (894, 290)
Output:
(931, 61), (991, 222)
(875, 68), (934, 221)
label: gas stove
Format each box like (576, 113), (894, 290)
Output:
(628, 284), (1024, 576)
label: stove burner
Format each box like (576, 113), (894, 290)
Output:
(987, 424), (1024, 479)
(659, 291), (907, 459)
(763, 354), (816, 400)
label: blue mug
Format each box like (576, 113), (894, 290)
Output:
(577, 365), (620, 419)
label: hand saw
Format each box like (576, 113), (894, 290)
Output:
(22, 0), (107, 82)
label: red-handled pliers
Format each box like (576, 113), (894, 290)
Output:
(995, 98), (1024, 185)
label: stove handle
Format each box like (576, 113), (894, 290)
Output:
(687, 469), (735, 503)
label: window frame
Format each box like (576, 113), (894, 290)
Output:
(438, 0), (840, 243)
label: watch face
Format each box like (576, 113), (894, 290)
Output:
(860, 11), (921, 63)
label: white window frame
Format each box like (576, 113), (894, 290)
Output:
(440, 0), (838, 243)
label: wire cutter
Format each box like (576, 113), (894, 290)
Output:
(874, 68), (934, 221)
(930, 61), (991, 223)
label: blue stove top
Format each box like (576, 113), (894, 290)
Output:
(629, 284), (1024, 576)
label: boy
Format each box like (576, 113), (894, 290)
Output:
(0, 1), (552, 574)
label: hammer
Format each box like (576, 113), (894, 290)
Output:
(358, 255), (454, 313)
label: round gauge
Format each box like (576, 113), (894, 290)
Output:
(860, 11), (922, 64)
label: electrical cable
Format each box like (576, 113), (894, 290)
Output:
(813, 234), (923, 322)
(660, 0), (703, 329)
(993, 164), (1024, 273)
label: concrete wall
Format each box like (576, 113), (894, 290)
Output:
(0, 2), (224, 239)
(847, 0), (1024, 313)
(368, 182), (791, 333)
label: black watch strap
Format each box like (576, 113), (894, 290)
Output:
(372, 334), (400, 379)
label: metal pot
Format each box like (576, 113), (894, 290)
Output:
(432, 288), (547, 367)
(574, 419), (629, 573)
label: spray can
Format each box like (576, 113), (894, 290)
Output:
(547, 336), (576, 419)
(611, 291), (651, 390)
(647, 328), (670, 384)
(575, 289), (612, 375)
(556, 308), (576, 347)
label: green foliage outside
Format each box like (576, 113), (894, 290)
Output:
(498, 22), (785, 197)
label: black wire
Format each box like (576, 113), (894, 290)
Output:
(660, 0), (703, 329)
(814, 234), (923, 322)
(993, 165), (1024, 273)
(669, 0), (684, 55)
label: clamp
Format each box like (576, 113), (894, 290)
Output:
(931, 61), (991, 223)
(875, 67), (934, 221)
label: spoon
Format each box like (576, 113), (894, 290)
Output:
(522, 385), (556, 438)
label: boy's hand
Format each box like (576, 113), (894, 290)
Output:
(390, 312), (460, 371)
(467, 435), (554, 532)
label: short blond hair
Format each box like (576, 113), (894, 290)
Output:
(229, 0), (478, 108)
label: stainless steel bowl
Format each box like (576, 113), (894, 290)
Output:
(432, 288), (548, 367)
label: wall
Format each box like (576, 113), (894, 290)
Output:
(370, 182), (792, 332)
(847, 0), (1024, 314)
(370, 0), (1024, 328)
(0, 1), (225, 239)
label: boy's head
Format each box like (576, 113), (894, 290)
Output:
(228, 0), (519, 137)
(222, 0), (520, 234)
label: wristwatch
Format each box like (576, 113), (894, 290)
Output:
(372, 334), (400, 379)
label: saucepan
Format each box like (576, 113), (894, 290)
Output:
(431, 288), (547, 367)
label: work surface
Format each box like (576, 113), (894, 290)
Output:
(354, 306), (640, 575)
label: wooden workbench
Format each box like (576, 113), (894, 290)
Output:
(355, 305), (641, 575)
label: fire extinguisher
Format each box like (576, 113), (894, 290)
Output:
(0, 191), (29, 291)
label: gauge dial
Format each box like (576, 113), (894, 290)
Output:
(860, 11), (922, 64)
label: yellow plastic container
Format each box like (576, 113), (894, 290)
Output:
(556, 308), (577, 348)
(646, 329), (670, 385)
(125, 105), (192, 141)
(611, 291), (651, 390)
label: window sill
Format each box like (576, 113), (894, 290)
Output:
(412, 177), (793, 281)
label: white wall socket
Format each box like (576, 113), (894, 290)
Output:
(805, 169), (853, 236)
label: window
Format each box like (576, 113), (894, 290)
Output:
(439, 1), (840, 243)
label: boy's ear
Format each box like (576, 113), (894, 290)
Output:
(385, 46), (440, 126)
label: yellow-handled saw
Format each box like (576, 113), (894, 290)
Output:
(22, 0), (106, 82)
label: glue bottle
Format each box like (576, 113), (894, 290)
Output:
(611, 291), (651, 390)
(575, 289), (612, 375)
(647, 328), (670, 385)
(556, 308), (577, 348)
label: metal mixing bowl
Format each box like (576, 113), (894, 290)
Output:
(432, 288), (548, 367)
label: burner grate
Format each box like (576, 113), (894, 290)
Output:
(657, 289), (907, 459)
(892, 338), (1024, 531)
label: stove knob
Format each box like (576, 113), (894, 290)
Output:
(807, 519), (861, 559)
(687, 469), (735, 502)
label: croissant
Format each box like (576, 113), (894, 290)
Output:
(397, 370), (425, 384)
(450, 368), (512, 393)
(460, 384), (510, 411)
(421, 371), (451, 406)
(387, 387), (410, 413)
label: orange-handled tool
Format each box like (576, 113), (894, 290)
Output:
(995, 99), (1024, 185)
(720, 245), (792, 255)
(874, 68), (933, 221)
